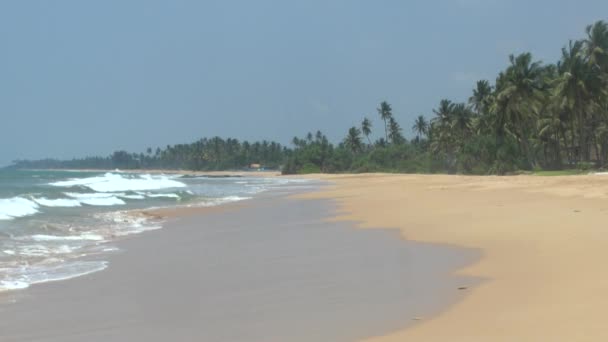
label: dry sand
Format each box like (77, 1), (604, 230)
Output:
(299, 173), (608, 341)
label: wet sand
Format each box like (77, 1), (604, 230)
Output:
(0, 187), (477, 341)
(300, 173), (608, 341)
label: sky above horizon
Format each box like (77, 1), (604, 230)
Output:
(1, 1), (607, 166)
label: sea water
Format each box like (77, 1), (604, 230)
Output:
(0, 170), (308, 292)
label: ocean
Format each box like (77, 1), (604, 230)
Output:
(0, 170), (308, 292)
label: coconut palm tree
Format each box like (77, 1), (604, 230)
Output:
(555, 40), (594, 162)
(344, 127), (363, 154)
(469, 80), (493, 116)
(451, 103), (473, 135)
(361, 117), (372, 145)
(432, 99), (455, 127)
(388, 117), (404, 144)
(584, 20), (608, 72)
(494, 52), (547, 167)
(377, 101), (393, 142)
(412, 115), (428, 140)
(430, 99), (455, 153)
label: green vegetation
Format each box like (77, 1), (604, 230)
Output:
(283, 20), (608, 175)
(9, 138), (286, 171)
(7, 20), (608, 176)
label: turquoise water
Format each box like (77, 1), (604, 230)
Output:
(0, 170), (305, 291)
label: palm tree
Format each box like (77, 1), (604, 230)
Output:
(469, 80), (493, 116)
(584, 20), (608, 72)
(388, 117), (404, 144)
(412, 115), (428, 140)
(306, 132), (313, 143)
(537, 107), (565, 167)
(583, 21), (608, 164)
(451, 103), (473, 142)
(344, 127), (363, 154)
(555, 40), (594, 162)
(377, 101), (393, 141)
(361, 118), (372, 145)
(433, 99), (455, 127)
(494, 52), (547, 167)
(430, 99), (455, 153)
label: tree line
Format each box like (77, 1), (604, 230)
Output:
(7, 20), (608, 175)
(9, 138), (286, 171)
(285, 20), (608, 174)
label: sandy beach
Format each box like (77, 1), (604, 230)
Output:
(0, 180), (475, 342)
(2, 172), (606, 341)
(300, 173), (608, 341)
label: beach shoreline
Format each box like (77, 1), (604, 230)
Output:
(0, 175), (477, 342)
(17, 168), (282, 178)
(298, 173), (608, 341)
(4, 171), (604, 340)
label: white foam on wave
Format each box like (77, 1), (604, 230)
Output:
(119, 194), (146, 200)
(145, 193), (180, 199)
(18, 233), (105, 242)
(50, 173), (186, 192)
(0, 261), (108, 292)
(94, 211), (162, 236)
(63, 192), (126, 206)
(195, 195), (252, 207)
(0, 197), (40, 220)
(14, 244), (79, 257)
(80, 197), (125, 206)
(0, 281), (29, 291)
(33, 197), (82, 207)
(64, 192), (124, 199)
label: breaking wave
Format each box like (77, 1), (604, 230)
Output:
(0, 197), (40, 220)
(50, 173), (187, 192)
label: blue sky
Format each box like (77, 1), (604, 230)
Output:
(0, 0), (607, 165)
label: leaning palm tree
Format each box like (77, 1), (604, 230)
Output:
(377, 101), (393, 141)
(361, 117), (372, 145)
(412, 115), (428, 140)
(344, 127), (363, 154)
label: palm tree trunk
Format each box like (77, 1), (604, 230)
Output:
(554, 130), (562, 169)
(383, 119), (388, 142)
(577, 96), (589, 163)
(521, 131), (536, 169)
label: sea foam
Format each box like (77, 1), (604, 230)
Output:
(0, 261), (108, 292)
(64, 192), (126, 206)
(26, 234), (105, 242)
(0, 197), (40, 220)
(33, 197), (82, 207)
(50, 173), (186, 192)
